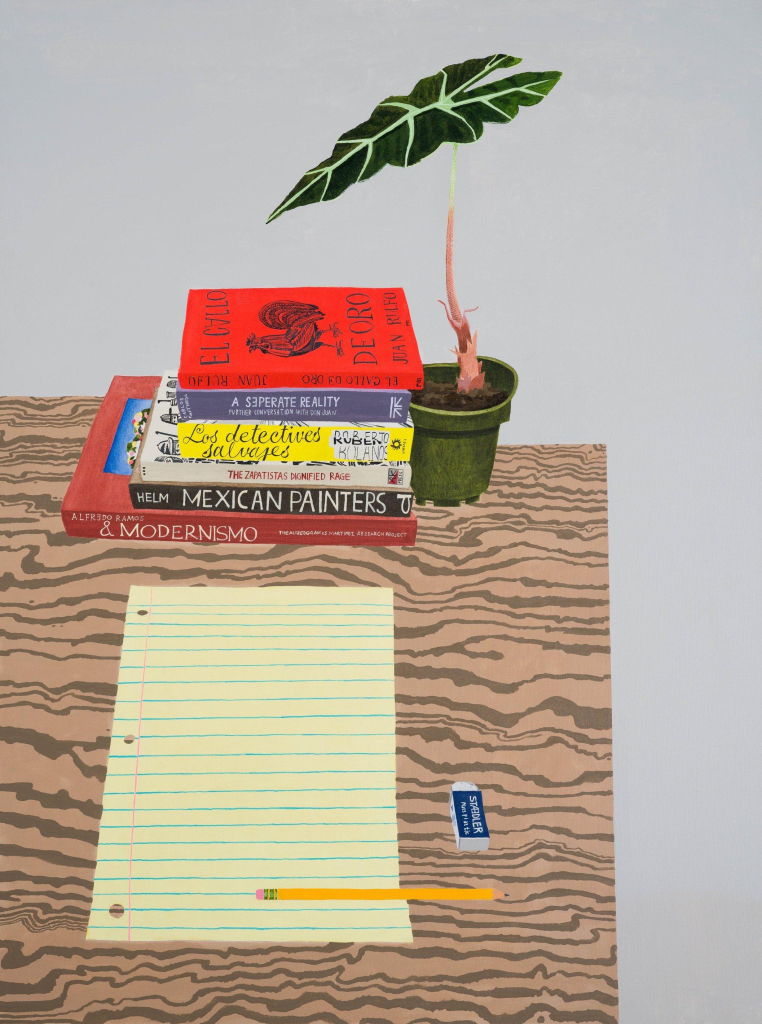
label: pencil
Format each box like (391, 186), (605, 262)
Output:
(256, 887), (501, 901)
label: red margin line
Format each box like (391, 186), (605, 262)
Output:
(127, 587), (153, 940)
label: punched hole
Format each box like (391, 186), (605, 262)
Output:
(123, 734), (135, 744)
(137, 610), (148, 616)
(109, 904), (125, 918)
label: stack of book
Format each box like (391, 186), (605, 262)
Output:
(62, 287), (424, 547)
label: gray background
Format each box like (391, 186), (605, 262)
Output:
(2, 1), (760, 1020)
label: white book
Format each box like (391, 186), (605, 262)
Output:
(137, 373), (411, 489)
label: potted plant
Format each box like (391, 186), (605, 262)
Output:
(267, 54), (561, 505)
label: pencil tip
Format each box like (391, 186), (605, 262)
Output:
(491, 889), (503, 900)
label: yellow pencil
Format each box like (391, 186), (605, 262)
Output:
(256, 887), (501, 901)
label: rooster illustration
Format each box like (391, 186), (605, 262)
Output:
(246, 300), (344, 358)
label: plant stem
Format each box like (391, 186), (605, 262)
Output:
(440, 142), (484, 393)
(445, 143), (464, 343)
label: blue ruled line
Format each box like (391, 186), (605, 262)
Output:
(98, 839), (396, 846)
(88, 925), (410, 932)
(103, 787), (392, 795)
(92, 907), (404, 913)
(125, 614), (393, 619)
(98, 855), (398, 862)
(126, 604), (392, 609)
(118, 733), (391, 739)
(113, 691), (390, 697)
(109, 752), (391, 759)
(112, 714), (395, 721)
(121, 647), (391, 653)
(122, 634), (391, 639)
(114, 677), (389, 684)
(124, 606), (393, 614)
(96, 874), (400, 882)
(101, 810), (395, 817)
(119, 662), (392, 669)
(111, 679), (393, 688)
(108, 770), (393, 777)
(98, 818), (395, 827)
(100, 814), (395, 820)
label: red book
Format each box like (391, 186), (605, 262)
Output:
(61, 376), (417, 547)
(177, 287), (424, 391)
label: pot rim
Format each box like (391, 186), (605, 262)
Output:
(409, 355), (518, 419)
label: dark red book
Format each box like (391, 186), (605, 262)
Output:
(61, 376), (417, 547)
(177, 288), (424, 391)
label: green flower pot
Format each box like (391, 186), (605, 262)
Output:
(409, 356), (518, 506)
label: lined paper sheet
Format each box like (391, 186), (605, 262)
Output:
(88, 586), (412, 942)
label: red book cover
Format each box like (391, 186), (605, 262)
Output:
(61, 376), (417, 547)
(177, 288), (424, 391)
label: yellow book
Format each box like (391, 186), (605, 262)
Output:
(176, 419), (414, 463)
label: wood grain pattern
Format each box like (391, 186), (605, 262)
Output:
(0, 395), (616, 1024)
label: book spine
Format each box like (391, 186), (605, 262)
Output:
(129, 483), (413, 518)
(139, 460), (411, 488)
(62, 509), (418, 547)
(177, 368), (424, 391)
(175, 388), (412, 424)
(177, 423), (414, 463)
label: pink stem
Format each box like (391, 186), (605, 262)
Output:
(441, 144), (484, 393)
(445, 154), (464, 347)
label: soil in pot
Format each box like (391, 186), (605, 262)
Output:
(410, 379), (508, 412)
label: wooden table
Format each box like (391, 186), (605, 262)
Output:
(0, 396), (617, 1024)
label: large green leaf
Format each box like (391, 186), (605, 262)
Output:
(267, 54), (561, 223)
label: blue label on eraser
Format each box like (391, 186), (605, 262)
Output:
(453, 789), (490, 839)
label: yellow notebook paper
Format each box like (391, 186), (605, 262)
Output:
(88, 586), (412, 943)
(175, 421), (413, 463)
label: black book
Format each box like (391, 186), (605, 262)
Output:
(129, 481), (413, 518)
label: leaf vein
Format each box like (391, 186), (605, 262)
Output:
(443, 108), (478, 140)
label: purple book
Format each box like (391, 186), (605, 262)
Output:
(175, 385), (412, 423)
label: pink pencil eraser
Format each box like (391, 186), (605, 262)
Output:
(256, 889), (264, 900)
